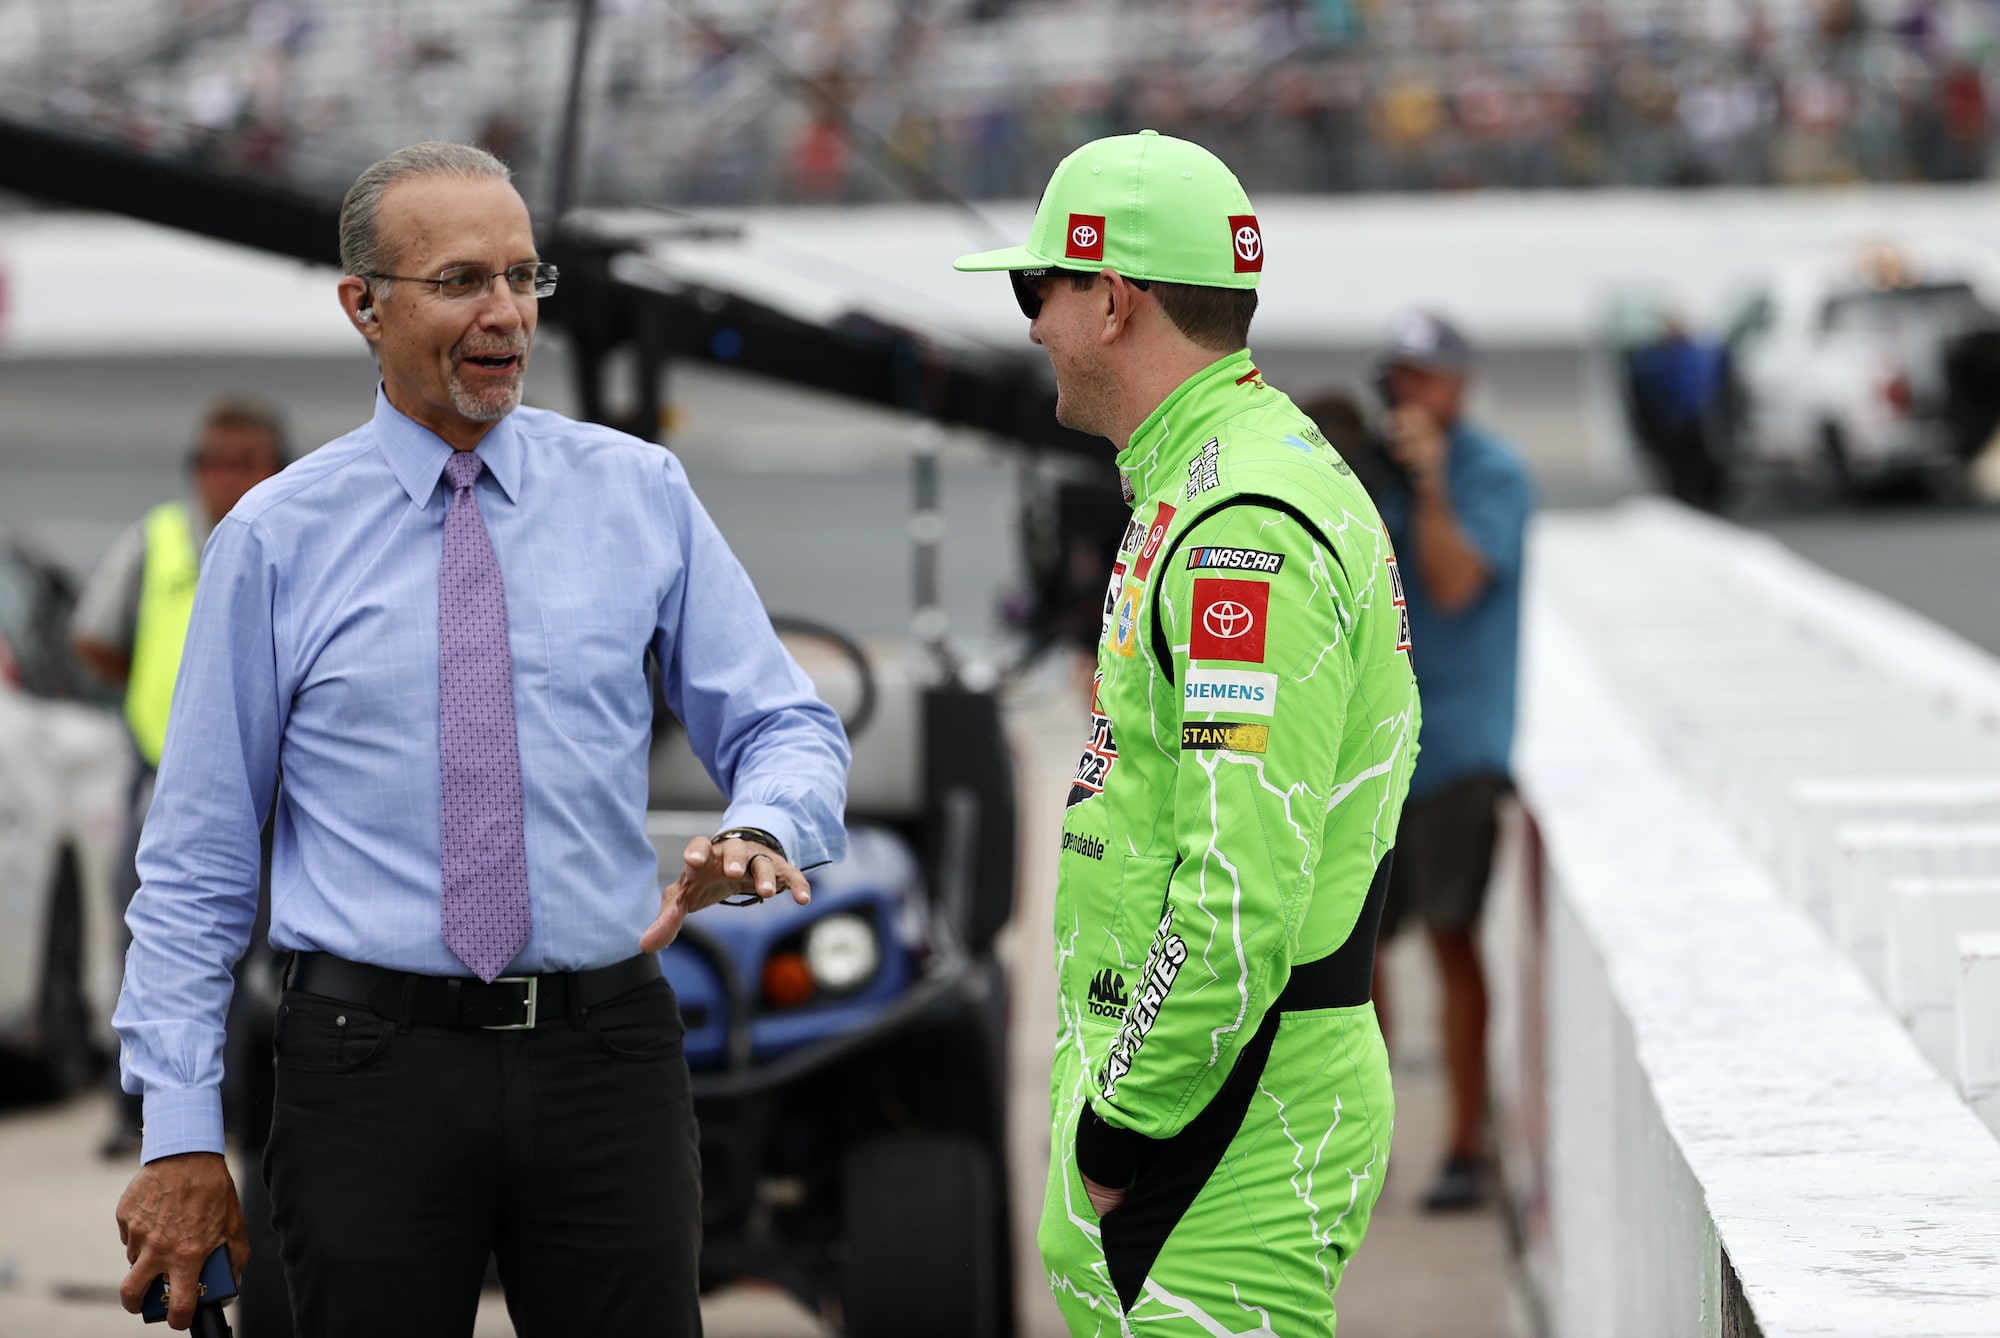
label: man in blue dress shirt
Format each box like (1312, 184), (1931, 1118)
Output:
(110, 141), (850, 1335)
(1363, 312), (1532, 1214)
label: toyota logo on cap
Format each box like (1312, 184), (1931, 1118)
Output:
(1203, 600), (1255, 640)
(1228, 214), (1263, 273)
(1066, 213), (1106, 262)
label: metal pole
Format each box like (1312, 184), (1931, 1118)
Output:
(910, 419), (960, 683)
(548, 0), (599, 228)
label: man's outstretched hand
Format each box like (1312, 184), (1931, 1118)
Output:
(117, 1151), (248, 1331)
(641, 833), (812, 951)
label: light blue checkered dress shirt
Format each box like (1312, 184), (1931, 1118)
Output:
(114, 389), (850, 1162)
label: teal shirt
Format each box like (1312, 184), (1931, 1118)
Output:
(1377, 419), (1532, 799)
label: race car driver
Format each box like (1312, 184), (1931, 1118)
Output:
(955, 131), (1421, 1335)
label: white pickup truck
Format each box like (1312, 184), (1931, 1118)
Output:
(1722, 241), (2000, 494)
(0, 536), (128, 1095)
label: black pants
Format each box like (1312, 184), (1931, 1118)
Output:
(263, 975), (701, 1337)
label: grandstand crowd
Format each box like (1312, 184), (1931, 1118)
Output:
(4, 0), (1997, 206)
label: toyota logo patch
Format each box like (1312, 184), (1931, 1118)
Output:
(1203, 600), (1255, 640)
(1066, 212), (1106, 262)
(1228, 214), (1263, 273)
(1190, 577), (1270, 661)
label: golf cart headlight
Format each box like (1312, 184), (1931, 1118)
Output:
(804, 913), (879, 992)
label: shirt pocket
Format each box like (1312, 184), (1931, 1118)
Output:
(541, 604), (654, 744)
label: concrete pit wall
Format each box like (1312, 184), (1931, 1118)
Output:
(1493, 502), (2000, 1337)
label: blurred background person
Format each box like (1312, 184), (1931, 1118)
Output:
(1362, 312), (1532, 1213)
(69, 393), (288, 1158)
(1625, 311), (1729, 510)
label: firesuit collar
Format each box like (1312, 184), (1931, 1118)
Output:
(1115, 348), (1268, 504)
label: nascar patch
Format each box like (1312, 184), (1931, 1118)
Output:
(1180, 721), (1270, 753)
(1184, 668), (1277, 717)
(1186, 545), (1284, 575)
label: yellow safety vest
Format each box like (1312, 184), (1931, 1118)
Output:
(125, 501), (200, 767)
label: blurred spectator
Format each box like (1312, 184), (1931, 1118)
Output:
(1297, 386), (1406, 502)
(70, 394), (287, 1157)
(1626, 312), (1729, 509)
(9, 0), (2000, 205)
(1357, 312), (1532, 1214)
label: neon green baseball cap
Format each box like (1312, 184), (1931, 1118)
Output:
(954, 129), (1264, 290)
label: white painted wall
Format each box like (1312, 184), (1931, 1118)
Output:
(8, 183), (2000, 355)
(1501, 506), (2000, 1335)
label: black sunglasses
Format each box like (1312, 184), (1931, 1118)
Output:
(1008, 267), (1150, 320)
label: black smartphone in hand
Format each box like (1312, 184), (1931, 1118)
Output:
(140, 1244), (238, 1324)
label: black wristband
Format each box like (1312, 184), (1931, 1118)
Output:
(1075, 1104), (1150, 1191)
(711, 826), (785, 861)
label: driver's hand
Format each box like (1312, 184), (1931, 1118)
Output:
(117, 1151), (248, 1331)
(1082, 1173), (1127, 1218)
(641, 835), (811, 951)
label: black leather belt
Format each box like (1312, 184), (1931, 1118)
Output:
(285, 951), (662, 1030)
(1274, 850), (1391, 1012)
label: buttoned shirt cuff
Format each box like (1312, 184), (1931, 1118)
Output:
(719, 804), (801, 868)
(140, 1086), (226, 1164)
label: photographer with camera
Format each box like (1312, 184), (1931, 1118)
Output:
(1310, 312), (1533, 1212)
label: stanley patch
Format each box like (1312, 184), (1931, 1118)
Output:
(1180, 721), (1270, 753)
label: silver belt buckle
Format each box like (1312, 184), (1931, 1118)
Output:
(484, 976), (539, 1030)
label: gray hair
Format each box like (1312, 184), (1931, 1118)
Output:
(338, 141), (514, 279)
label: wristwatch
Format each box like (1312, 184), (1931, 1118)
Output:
(710, 826), (786, 860)
(710, 827), (786, 907)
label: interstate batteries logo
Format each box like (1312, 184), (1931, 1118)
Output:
(1087, 968), (1128, 1020)
(1184, 668), (1278, 717)
(1068, 674), (1118, 808)
(1185, 545), (1284, 575)
(1187, 438), (1220, 497)
(1100, 907), (1190, 1097)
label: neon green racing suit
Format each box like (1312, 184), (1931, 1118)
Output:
(1042, 350), (1421, 1336)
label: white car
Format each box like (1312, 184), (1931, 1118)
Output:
(1723, 241), (2000, 492)
(0, 537), (129, 1094)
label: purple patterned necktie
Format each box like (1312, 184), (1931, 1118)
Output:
(438, 450), (532, 981)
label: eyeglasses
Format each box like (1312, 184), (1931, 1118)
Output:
(366, 261), (559, 301)
(1008, 267), (1148, 320)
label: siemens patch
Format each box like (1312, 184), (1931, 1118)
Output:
(1185, 545), (1284, 575)
(1183, 668), (1278, 717)
(1180, 721), (1270, 753)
